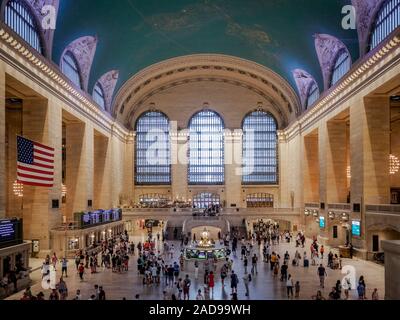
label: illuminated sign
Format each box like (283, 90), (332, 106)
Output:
(352, 220), (361, 237)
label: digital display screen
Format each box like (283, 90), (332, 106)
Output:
(77, 209), (122, 229)
(319, 217), (325, 229)
(0, 220), (16, 243)
(352, 220), (361, 237)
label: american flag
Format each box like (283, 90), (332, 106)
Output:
(17, 136), (55, 187)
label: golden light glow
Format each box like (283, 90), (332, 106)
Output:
(347, 166), (351, 179)
(13, 180), (23, 197)
(390, 154), (400, 175)
(62, 184), (67, 197)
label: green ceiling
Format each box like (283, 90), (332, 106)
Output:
(53, 0), (359, 95)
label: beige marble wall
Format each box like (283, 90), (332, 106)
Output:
(382, 240), (400, 300)
(225, 133), (243, 208)
(94, 133), (112, 209)
(303, 134), (320, 203)
(171, 132), (188, 202)
(21, 98), (62, 253)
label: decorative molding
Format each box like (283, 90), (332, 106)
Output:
(0, 23), (129, 142)
(351, 0), (384, 56)
(95, 70), (119, 113)
(285, 31), (400, 142)
(292, 69), (319, 110)
(60, 35), (97, 92)
(113, 54), (301, 127)
(314, 33), (351, 90)
(27, 0), (59, 59)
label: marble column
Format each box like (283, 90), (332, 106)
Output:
(350, 97), (391, 252)
(0, 64), (5, 219)
(123, 133), (135, 205)
(22, 98), (62, 254)
(65, 121), (94, 219)
(225, 130), (243, 208)
(382, 240), (400, 300)
(303, 134), (320, 203)
(171, 130), (188, 202)
(93, 133), (111, 209)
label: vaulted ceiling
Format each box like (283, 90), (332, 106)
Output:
(52, 0), (359, 95)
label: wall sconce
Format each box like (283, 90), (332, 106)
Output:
(313, 210), (319, 217)
(341, 213), (349, 222)
(13, 180), (24, 197)
(328, 212), (335, 220)
(304, 209), (310, 216)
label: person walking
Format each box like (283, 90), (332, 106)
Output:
(295, 281), (300, 298)
(243, 256), (248, 274)
(194, 260), (199, 280)
(183, 275), (191, 300)
(317, 264), (327, 288)
(208, 271), (215, 298)
(196, 289), (204, 300)
(230, 270), (239, 294)
(243, 274), (251, 297)
(286, 275), (294, 299)
(251, 254), (258, 274)
(78, 263), (85, 281)
(61, 257), (68, 278)
(220, 264), (227, 287)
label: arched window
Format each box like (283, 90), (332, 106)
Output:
(193, 192), (220, 209)
(331, 51), (351, 86)
(188, 110), (224, 185)
(4, 0), (43, 54)
(135, 111), (171, 185)
(61, 51), (82, 89)
(370, 0), (400, 50)
(306, 82), (319, 109)
(242, 111), (278, 184)
(93, 83), (106, 109)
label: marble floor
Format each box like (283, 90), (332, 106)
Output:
(5, 229), (384, 301)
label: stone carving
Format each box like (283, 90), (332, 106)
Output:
(6, 0), (60, 58)
(351, 0), (384, 55)
(314, 33), (351, 90)
(60, 36), (98, 92)
(292, 69), (319, 110)
(95, 70), (119, 113)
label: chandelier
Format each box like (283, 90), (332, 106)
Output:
(347, 166), (351, 179)
(62, 184), (67, 197)
(390, 154), (400, 175)
(13, 180), (23, 197)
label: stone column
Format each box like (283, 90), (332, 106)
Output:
(350, 97), (390, 252)
(382, 240), (400, 300)
(65, 121), (94, 219)
(303, 134), (320, 203)
(22, 98), (62, 254)
(171, 129), (188, 202)
(225, 130), (243, 208)
(0, 64), (5, 219)
(123, 133), (135, 205)
(93, 133), (111, 209)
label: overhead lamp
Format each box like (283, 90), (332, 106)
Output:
(313, 210), (319, 217)
(390, 154), (399, 175)
(304, 209), (310, 216)
(328, 212), (335, 220)
(62, 184), (67, 197)
(341, 213), (349, 222)
(13, 180), (23, 197)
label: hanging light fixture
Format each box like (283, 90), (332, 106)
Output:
(62, 184), (67, 197)
(13, 180), (23, 197)
(347, 166), (351, 179)
(390, 154), (399, 175)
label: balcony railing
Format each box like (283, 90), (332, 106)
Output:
(365, 205), (400, 215)
(328, 203), (351, 211)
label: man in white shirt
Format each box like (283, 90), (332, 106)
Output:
(196, 289), (204, 300)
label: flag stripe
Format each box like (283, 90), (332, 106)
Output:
(17, 168), (54, 179)
(17, 172), (54, 182)
(17, 137), (55, 187)
(17, 165), (53, 175)
(32, 162), (54, 170)
(17, 180), (53, 188)
(34, 148), (54, 157)
(33, 141), (54, 152)
(34, 155), (54, 164)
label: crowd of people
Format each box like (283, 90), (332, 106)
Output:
(7, 221), (382, 301)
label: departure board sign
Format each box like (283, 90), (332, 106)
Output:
(0, 218), (23, 248)
(75, 209), (122, 229)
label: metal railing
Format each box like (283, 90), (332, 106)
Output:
(365, 204), (400, 215)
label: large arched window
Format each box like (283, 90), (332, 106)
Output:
(370, 0), (400, 50)
(188, 110), (224, 185)
(331, 51), (351, 87)
(242, 110), (278, 184)
(135, 111), (171, 185)
(61, 51), (82, 89)
(93, 83), (106, 109)
(4, 0), (43, 54)
(306, 82), (319, 109)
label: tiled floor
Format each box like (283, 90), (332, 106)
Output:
(5, 229), (384, 300)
